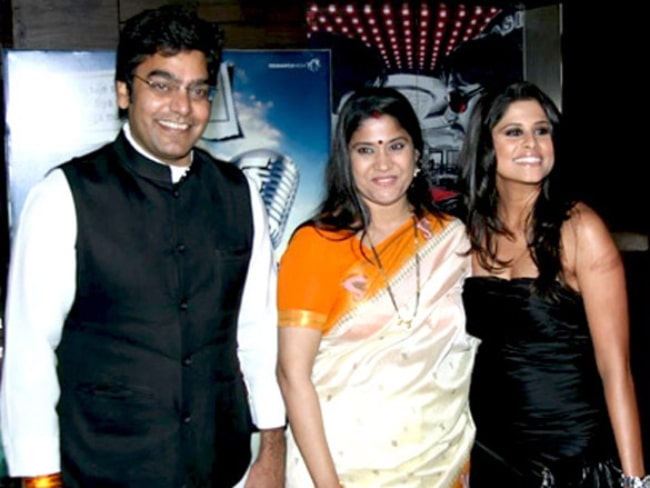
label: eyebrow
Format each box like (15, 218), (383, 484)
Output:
(144, 69), (210, 85)
(350, 136), (409, 147)
(498, 120), (550, 128)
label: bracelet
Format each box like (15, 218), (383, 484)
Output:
(621, 475), (650, 488)
(22, 473), (63, 488)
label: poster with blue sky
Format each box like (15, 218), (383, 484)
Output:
(2, 48), (331, 259)
(200, 49), (331, 257)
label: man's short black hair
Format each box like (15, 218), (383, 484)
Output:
(115, 5), (224, 87)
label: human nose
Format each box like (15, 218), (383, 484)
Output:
(522, 131), (538, 148)
(169, 86), (192, 114)
(373, 149), (392, 170)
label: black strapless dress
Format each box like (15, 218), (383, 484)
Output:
(463, 277), (619, 487)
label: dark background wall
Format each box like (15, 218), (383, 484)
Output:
(562, 2), (650, 467)
(562, 3), (647, 235)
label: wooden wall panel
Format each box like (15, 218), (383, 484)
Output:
(8, 0), (308, 51)
(117, 0), (169, 22)
(12, 0), (119, 49)
(196, 1), (245, 24)
(220, 23), (306, 49)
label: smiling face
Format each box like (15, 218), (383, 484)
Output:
(492, 99), (555, 188)
(349, 114), (419, 217)
(116, 50), (212, 167)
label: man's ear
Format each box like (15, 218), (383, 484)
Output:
(116, 81), (130, 110)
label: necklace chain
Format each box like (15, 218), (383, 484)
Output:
(368, 217), (420, 328)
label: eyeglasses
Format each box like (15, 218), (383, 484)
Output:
(132, 74), (216, 103)
(447, 86), (484, 114)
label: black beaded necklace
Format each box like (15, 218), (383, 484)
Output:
(367, 217), (420, 328)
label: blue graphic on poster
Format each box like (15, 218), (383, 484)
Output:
(200, 49), (331, 256)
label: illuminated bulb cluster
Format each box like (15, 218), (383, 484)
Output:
(306, 1), (501, 74)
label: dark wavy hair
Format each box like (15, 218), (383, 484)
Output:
(115, 5), (223, 90)
(458, 81), (575, 297)
(307, 86), (441, 237)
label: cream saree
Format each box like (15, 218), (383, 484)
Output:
(278, 215), (479, 487)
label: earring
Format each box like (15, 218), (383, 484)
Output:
(413, 167), (421, 177)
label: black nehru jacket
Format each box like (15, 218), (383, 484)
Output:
(56, 132), (255, 487)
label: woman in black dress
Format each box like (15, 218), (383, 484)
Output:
(458, 81), (646, 487)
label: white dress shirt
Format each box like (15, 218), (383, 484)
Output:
(0, 125), (286, 476)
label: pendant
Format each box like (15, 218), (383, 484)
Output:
(397, 318), (412, 328)
(369, 217), (420, 331)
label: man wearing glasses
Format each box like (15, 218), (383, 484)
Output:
(0, 5), (286, 487)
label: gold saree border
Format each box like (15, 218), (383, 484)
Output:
(279, 309), (328, 330)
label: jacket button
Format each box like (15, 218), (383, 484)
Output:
(179, 301), (188, 311)
(183, 356), (192, 366)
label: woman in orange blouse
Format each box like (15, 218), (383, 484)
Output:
(277, 87), (478, 487)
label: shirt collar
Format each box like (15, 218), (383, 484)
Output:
(122, 121), (192, 183)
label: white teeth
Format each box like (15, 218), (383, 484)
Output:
(159, 120), (190, 130)
(514, 157), (542, 164)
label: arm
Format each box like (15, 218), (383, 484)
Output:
(237, 178), (286, 487)
(277, 326), (340, 488)
(570, 203), (645, 476)
(0, 170), (76, 477)
(245, 427), (286, 487)
(276, 227), (342, 487)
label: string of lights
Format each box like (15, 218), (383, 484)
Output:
(306, 2), (502, 75)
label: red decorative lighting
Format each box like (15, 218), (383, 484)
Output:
(307, 2), (502, 74)
(307, 1), (504, 74)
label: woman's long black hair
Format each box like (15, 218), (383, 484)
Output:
(458, 81), (576, 297)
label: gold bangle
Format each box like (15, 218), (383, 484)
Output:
(22, 473), (63, 488)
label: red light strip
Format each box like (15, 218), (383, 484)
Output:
(307, 1), (502, 74)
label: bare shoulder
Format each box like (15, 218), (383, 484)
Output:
(562, 201), (621, 278)
(565, 202), (614, 245)
(567, 201), (606, 227)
